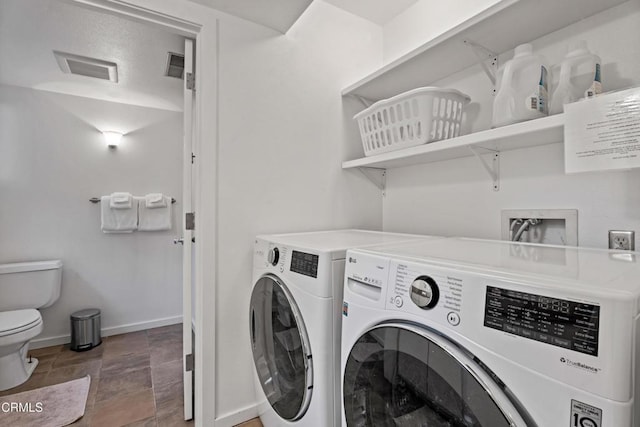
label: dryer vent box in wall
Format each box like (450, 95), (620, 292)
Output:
(53, 51), (118, 82)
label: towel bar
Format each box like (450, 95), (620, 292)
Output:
(89, 197), (176, 204)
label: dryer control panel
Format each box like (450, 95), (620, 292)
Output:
(254, 238), (334, 298)
(290, 250), (319, 278)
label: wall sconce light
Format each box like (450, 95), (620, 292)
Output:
(103, 131), (123, 148)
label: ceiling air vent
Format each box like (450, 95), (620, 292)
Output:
(53, 51), (118, 82)
(165, 52), (185, 79)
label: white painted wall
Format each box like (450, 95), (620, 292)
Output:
(382, 1), (640, 249)
(382, 0), (500, 63)
(215, 1), (383, 420)
(0, 85), (183, 343)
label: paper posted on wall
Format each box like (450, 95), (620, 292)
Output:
(564, 87), (640, 174)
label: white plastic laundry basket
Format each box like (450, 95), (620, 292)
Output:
(354, 87), (471, 157)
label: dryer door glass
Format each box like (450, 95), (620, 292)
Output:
(343, 324), (527, 427)
(250, 274), (313, 421)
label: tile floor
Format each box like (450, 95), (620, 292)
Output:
(0, 324), (189, 426)
(0, 324), (264, 427)
(235, 419), (262, 427)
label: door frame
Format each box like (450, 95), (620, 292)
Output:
(68, 1), (218, 426)
(182, 37), (195, 420)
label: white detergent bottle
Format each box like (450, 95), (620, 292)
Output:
(549, 40), (602, 114)
(492, 44), (549, 128)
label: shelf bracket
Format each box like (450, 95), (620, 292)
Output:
(347, 94), (376, 109)
(358, 167), (386, 193)
(469, 147), (500, 191)
(464, 40), (498, 94)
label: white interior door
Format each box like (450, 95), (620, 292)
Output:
(182, 37), (195, 421)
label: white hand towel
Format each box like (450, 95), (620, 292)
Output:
(101, 196), (138, 233)
(138, 196), (172, 231)
(109, 192), (132, 209)
(144, 193), (167, 208)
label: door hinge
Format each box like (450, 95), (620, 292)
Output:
(186, 72), (195, 91)
(185, 353), (194, 372)
(191, 152), (196, 164)
(185, 212), (195, 230)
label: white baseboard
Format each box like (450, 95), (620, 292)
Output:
(214, 404), (259, 427)
(29, 315), (183, 349)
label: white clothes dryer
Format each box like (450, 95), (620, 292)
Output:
(250, 230), (439, 427)
(341, 238), (640, 427)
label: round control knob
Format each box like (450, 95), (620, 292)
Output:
(268, 247), (280, 266)
(410, 275), (439, 309)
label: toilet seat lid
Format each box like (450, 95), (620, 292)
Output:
(0, 309), (42, 337)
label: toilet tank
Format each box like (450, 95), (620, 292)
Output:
(0, 260), (63, 311)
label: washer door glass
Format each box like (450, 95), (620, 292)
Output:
(343, 324), (528, 427)
(250, 274), (313, 421)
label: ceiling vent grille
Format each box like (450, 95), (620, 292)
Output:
(53, 51), (118, 82)
(165, 52), (185, 79)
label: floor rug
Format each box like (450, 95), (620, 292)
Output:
(0, 375), (90, 426)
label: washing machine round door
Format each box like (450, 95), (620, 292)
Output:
(343, 323), (530, 427)
(250, 274), (313, 421)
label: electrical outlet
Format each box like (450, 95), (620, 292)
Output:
(608, 230), (635, 251)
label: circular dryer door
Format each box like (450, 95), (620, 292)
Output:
(250, 274), (313, 421)
(343, 323), (530, 427)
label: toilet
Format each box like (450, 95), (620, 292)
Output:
(0, 260), (62, 391)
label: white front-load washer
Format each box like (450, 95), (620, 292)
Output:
(341, 237), (640, 426)
(250, 230), (439, 427)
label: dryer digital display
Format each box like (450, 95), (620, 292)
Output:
(484, 286), (600, 356)
(290, 251), (319, 278)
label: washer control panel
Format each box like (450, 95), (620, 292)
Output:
(484, 286), (600, 356)
(410, 276), (439, 309)
(386, 261), (465, 328)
